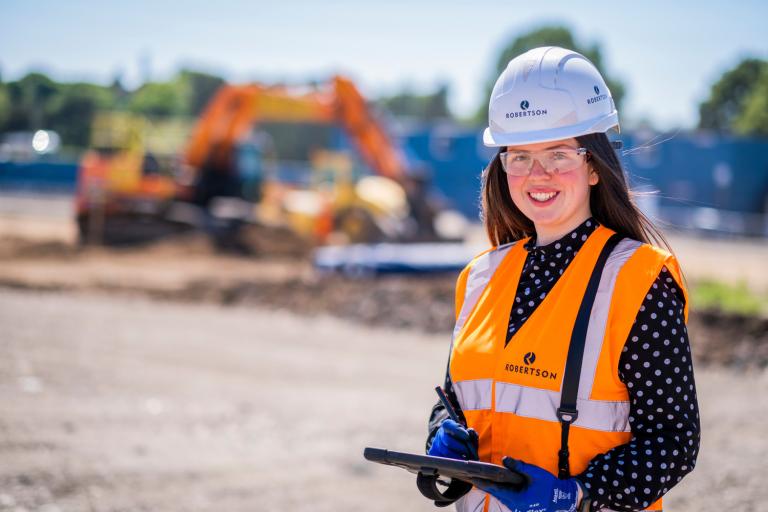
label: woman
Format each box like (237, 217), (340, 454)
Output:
(426, 47), (700, 512)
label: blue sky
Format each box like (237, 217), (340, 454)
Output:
(2, 0), (766, 129)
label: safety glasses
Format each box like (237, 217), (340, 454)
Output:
(499, 147), (588, 176)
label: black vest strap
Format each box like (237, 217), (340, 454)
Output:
(557, 233), (623, 479)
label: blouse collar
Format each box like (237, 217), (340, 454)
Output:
(523, 217), (600, 256)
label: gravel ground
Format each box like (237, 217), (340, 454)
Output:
(0, 289), (445, 512)
(1, 289), (767, 512)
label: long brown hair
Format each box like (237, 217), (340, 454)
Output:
(481, 132), (670, 250)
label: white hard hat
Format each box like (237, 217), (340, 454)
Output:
(483, 46), (619, 147)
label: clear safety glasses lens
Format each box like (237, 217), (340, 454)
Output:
(499, 148), (588, 176)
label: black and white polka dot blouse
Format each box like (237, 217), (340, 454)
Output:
(428, 218), (700, 511)
(506, 220), (596, 342)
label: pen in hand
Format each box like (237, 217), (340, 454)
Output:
(435, 386), (461, 423)
(435, 386), (479, 460)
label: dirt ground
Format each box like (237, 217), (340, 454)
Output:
(1, 289), (767, 512)
(1, 196), (768, 511)
(0, 289), (447, 512)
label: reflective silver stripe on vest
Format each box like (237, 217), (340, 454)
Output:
(452, 242), (517, 341)
(455, 490), (529, 512)
(453, 379), (493, 411)
(450, 236), (642, 434)
(455, 488), (487, 512)
(487, 496), (507, 512)
(577, 238), (642, 399)
(495, 382), (631, 432)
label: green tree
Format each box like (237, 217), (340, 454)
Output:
(733, 66), (768, 137)
(179, 69), (225, 115)
(46, 83), (114, 147)
(109, 75), (130, 109)
(0, 69), (228, 149)
(128, 79), (188, 117)
(0, 73), (116, 148)
(698, 58), (768, 135)
(0, 83), (10, 130)
(378, 83), (452, 121)
(4, 72), (60, 131)
(0, 69), (6, 129)
(474, 25), (626, 123)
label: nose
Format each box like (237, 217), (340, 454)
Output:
(528, 158), (550, 178)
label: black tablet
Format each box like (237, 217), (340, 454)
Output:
(363, 447), (528, 486)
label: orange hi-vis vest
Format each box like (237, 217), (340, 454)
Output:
(449, 226), (688, 512)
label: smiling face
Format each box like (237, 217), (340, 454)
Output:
(505, 137), (598, 246)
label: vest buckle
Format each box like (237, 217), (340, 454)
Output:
(556, 406), (579, 424)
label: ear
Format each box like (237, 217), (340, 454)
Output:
(588, 167), (599, 186)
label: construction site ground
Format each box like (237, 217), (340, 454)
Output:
(1, 192), (767, 511)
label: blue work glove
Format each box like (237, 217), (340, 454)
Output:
(473, 457), (581, 512)
(427, 419), (479, 461)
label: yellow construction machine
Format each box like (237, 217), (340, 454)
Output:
(76, 76), (440, 252)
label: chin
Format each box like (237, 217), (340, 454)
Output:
(525, 210), (563, 226)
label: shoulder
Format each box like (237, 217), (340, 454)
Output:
(621, 240), (689, 319)
(458, 240), (522, 281)
(630, 240), (678, 266)
(615, 239), (684, 284)
(454, 240), (523, 314)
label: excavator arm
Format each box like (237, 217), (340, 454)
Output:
(183, 76), (408, 182)
(331, 76), (406, 180)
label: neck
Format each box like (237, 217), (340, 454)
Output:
(534, 213), (593, 247)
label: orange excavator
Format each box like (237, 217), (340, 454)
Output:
(76, 76), (439, 251)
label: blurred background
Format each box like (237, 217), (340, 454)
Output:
(1, 1), (767, 511)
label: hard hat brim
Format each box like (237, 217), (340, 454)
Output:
(483, 112), (619, 148)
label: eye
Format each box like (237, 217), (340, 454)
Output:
(510, 153), (530, 162)
(551, 151), (568, 159)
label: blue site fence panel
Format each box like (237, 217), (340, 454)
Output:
(401, 128), (768, 227)
(0, 160), (78, 192)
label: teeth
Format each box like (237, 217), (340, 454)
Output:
(529, 191), (557, 202)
